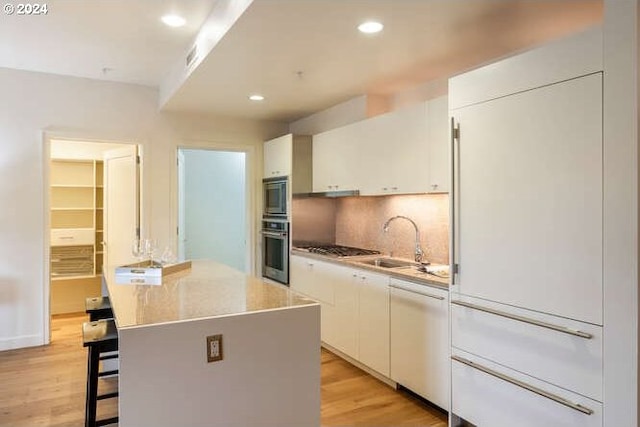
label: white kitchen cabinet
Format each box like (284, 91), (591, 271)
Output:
(330, 266), (359, 359)
(290, 255), (339, 344)
(289, 255), (334, 304)
(263, 134), (292, 178)
(263, 134), (312, 193)
(390, 278), (449, 410)
(312, 122), (362, 192)
(452, 72), (603, 325)
(452, 349), (602, 427)
(359, 103), (429, 196)
(355, 269), (389, 377)
(426, 95), (449, 193)
(313, 101), (449, 196)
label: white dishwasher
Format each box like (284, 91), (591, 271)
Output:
(389, 278), (449, 411)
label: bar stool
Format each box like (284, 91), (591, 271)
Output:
(86, 296), (118, 367)
(85, 296), (113, 321)
(82, 319), (119, 427)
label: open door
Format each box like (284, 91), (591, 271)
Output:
(177, 150), (186, 261)
(103, 145), (139, 269)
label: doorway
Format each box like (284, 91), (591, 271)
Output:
(47, 139), (140, 336)
(177, 148), (248, 272)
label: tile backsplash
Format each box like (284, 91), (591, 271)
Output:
(292, 193), (449, 265)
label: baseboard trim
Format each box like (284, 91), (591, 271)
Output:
(0, 334), (44, 352)
(321, 342), (397, 388)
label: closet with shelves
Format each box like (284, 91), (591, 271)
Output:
(50, 158), (103, 314)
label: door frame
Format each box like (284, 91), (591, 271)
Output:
(42, 133), (142, 344)
(175, 142), (257, 275)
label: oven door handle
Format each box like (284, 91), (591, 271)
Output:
(261, 230), (288, 238)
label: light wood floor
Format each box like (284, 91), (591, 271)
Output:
(0, 314), (447, 427)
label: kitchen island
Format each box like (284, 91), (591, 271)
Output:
(104, 259), (320, 427)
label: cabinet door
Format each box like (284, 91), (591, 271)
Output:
(426, 96), (449, 193)
(330, 266), (358, 359)
(356, 270), (389, 376)
(390, 279), (449, 410)
(359, 103), (429, 196)
(452, 73), (603, 325)
(263, 134), (292, 178)
(312, 123), (361, 192)
(289, 255), (334, 304)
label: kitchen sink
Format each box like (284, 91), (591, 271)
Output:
(357, 257), (416, 269)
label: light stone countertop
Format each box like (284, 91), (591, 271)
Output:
(105, 259), (317, 329)
(291, 249), (449, 290)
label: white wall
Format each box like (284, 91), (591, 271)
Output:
(182, 149), (246, 271)
(0, 67), (286, 351)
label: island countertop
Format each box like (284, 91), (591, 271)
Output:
(105, 259), (316, 329)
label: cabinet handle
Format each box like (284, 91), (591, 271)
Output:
(390, 284), (445, 300)
(391, 186), (398, 191)
(450, 300), (593, 339)
(451, 355), (594, 416)
(431, 184), (438, 190)
(450, 117), (459, 285)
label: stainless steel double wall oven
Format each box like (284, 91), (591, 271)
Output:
(261, 176), (289, 284)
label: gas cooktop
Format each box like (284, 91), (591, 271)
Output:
(294, 243), (380, 257)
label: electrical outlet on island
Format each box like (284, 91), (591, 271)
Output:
(206, 334), (223, 362)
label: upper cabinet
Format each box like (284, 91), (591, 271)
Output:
(263, 134), (312, 194)
(359, 103), (429, 195)
(312, 121), (362, 193)
(312, 98), (449, 196)
(426, 96), (449, 193)
(263, 134), (292, 178)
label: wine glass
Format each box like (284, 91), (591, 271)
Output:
(131, 238), (144, 263)
(144, 238), (158, 265)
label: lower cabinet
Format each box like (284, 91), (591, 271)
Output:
(451, 349), (602, 427)
(390, 278), (449, 410)
(331, 267), (358, 359)
(291, 255), (449, 404)
(356, 269), (390, 377)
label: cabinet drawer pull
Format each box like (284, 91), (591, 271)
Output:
(451, 300), (593, 339)
(390, 284), (445, 300)
(452, 355), (594, 416)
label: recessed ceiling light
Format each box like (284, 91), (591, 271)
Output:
(358, 21), (384, 34)
(161, 14), (186, 28)
(249, 94), (265, 101)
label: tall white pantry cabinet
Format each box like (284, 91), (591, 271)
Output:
(449, 28), (606, 426)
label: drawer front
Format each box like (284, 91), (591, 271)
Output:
(452, 350), (602, 427)
(451, 295), (602, 401)
(51, 228), (95, 246)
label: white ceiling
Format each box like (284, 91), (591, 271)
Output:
(0, 0), (216, 86)
(1, 0), (602, 122)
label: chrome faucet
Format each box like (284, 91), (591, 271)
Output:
(382, 215), (424, 263)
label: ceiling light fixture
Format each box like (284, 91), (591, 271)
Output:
(249, 94), (265, 101)
(358, 21), (384, 34)
(161, 14), (186, 28)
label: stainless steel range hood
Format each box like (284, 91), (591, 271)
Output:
(293, 189), (360, 198)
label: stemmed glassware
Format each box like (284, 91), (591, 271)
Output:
(132, 238), (144, 263)
(132, 238), (158, 265)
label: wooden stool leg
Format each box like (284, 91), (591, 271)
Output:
(85, 346), (100, 427)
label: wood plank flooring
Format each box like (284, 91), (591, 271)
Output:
(0, 314), (447, 427)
